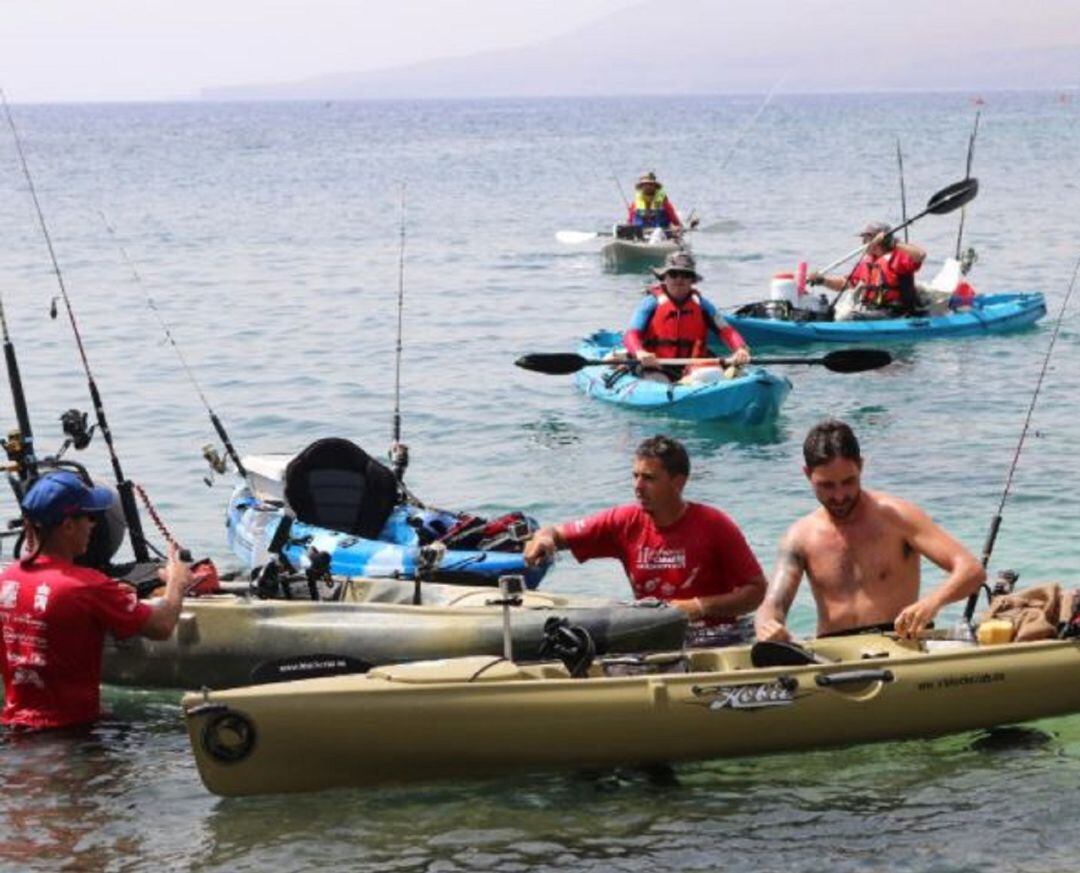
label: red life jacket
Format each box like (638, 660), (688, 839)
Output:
(854, 250), (918, 312)
(642, 286), (710, 359)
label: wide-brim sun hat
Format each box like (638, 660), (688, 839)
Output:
(21, 469), (115, 528)
(653, 251), (702, 282)
(636, 171), (661, 188)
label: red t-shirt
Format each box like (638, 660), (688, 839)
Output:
(562, 502), (763, 625)
(1, 555), (152, 730)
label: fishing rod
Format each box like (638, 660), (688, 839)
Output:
(603, 156), (632, 212)
(955, 110), (980, 259)
(98, 211), (248, 483)
(895, 138), (909, 242)
(0, 289), (39, 483)
(963, 255), (1080, 624)
(1, 89), (151, 562)
(389, 183), (409, 484)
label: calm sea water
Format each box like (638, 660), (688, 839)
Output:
(0, 92), (1078, 871)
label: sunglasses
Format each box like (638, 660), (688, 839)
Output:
(71, 511), (99, 523)
(666, 271), (696, 279)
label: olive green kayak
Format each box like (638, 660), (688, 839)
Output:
(103, 576), (687, 689)
(184, 632), (1080, 796)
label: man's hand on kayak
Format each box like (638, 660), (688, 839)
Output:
(523, 529), (559, 567)
(754, 617), (793, 643)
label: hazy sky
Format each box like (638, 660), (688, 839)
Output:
(0, 0), (634, 102)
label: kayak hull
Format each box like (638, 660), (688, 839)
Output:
(726, 293), (1046, 346)
(226, 485), (547, 589)
(104, 577), (687, 689)
(184, 633), (1080, 796)
(600, 238), (679, 271)
(573, 331), (791, 424)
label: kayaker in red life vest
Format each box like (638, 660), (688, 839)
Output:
(627, 172), (682, 230)
(808, 221), (927, 318)
(524, 435), (766, 647)
(0, 471), (191, 732)
(754, 419), (985, 643)
(624, 251), (752, 376)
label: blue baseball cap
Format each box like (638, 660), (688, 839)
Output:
(20, 470), (114, 528)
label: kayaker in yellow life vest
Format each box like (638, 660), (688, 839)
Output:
(754, 419), (985, 643)
(627, 172), (682, 230)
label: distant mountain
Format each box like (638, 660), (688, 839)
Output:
(203, 0), (1080, 100)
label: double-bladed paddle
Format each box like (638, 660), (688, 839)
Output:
(515, 348), (892, 376)
(816, 177), (980, 276)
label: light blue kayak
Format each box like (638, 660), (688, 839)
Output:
(573, 330), (791, 424)
(726, 293), (1046, 346)
(226, 486), (548, 590)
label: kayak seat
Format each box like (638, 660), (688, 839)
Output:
(284, 438), (400, 540)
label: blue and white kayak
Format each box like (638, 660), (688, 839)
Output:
(726, 293), (1046, 346)
(227, 486), (548, 589)
(573, 330), (791, 424)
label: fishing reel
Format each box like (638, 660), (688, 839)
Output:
(57, 408), (94, 457)
(960, 247), (978, 276)
(1, 428), (27, 467)
(201, 444), (228, 486)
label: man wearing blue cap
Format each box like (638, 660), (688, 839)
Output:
(1, 470), (191, 731)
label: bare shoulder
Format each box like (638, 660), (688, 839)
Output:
(867, 490), (933, 529)
(782, 511), (818, 548)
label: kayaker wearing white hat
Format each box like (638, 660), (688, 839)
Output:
(624, 251), (752, 377)
(754, 419), (985, 642)
(525, 435), (765, 646)
(627, 171), (683, 230)
(1, 471), (191, 731)
(808, 221), (927, 318)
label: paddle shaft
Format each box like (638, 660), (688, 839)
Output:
(816, 178), (978, 276)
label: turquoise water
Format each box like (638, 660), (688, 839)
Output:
(0, 93), (1078, 871)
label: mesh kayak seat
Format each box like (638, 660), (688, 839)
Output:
(283, 438), (399, 540)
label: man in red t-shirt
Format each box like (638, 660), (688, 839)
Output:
(524, 435), (765, 645)
(1, 471), (191, 731)
(809, 221), (927, 317)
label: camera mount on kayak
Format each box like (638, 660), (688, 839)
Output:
(538, 617), (596, 678)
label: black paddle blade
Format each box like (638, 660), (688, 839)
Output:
(821, 348), (893, 373)
(925, 177), (978, 215)
(515, 353), (590, 375)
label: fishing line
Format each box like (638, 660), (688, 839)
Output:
(964, 254), (1080, 621)
(98, 211), (248, 482)
(1, 89), (152, 562)
(717, 76), (784, 174)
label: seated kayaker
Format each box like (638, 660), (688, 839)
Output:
(807, 221), (927, 319)
(626, 171), (682, 232)
(524, 435), (766, 647)
(754, 419), (986, 643)
(624, 251), (751, 380)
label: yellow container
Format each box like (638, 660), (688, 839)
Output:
(977, 619), (1015, 645)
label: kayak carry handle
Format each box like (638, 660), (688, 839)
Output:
(815, 669), (894, 687)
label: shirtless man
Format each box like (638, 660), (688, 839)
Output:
(754, 419), (985, 641)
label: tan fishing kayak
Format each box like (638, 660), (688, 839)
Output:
(104, 576), (687, 689)
(183, 632), (1080, 796)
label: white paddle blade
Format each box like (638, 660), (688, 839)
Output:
(555, 230), (599, 245)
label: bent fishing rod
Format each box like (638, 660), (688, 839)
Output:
(955, 110), (980, 260)
(963, 254), (1080, 624)
(1, 90), (151, 562)
(98, 212), (248, 483)
(390, 183), (409, 484)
